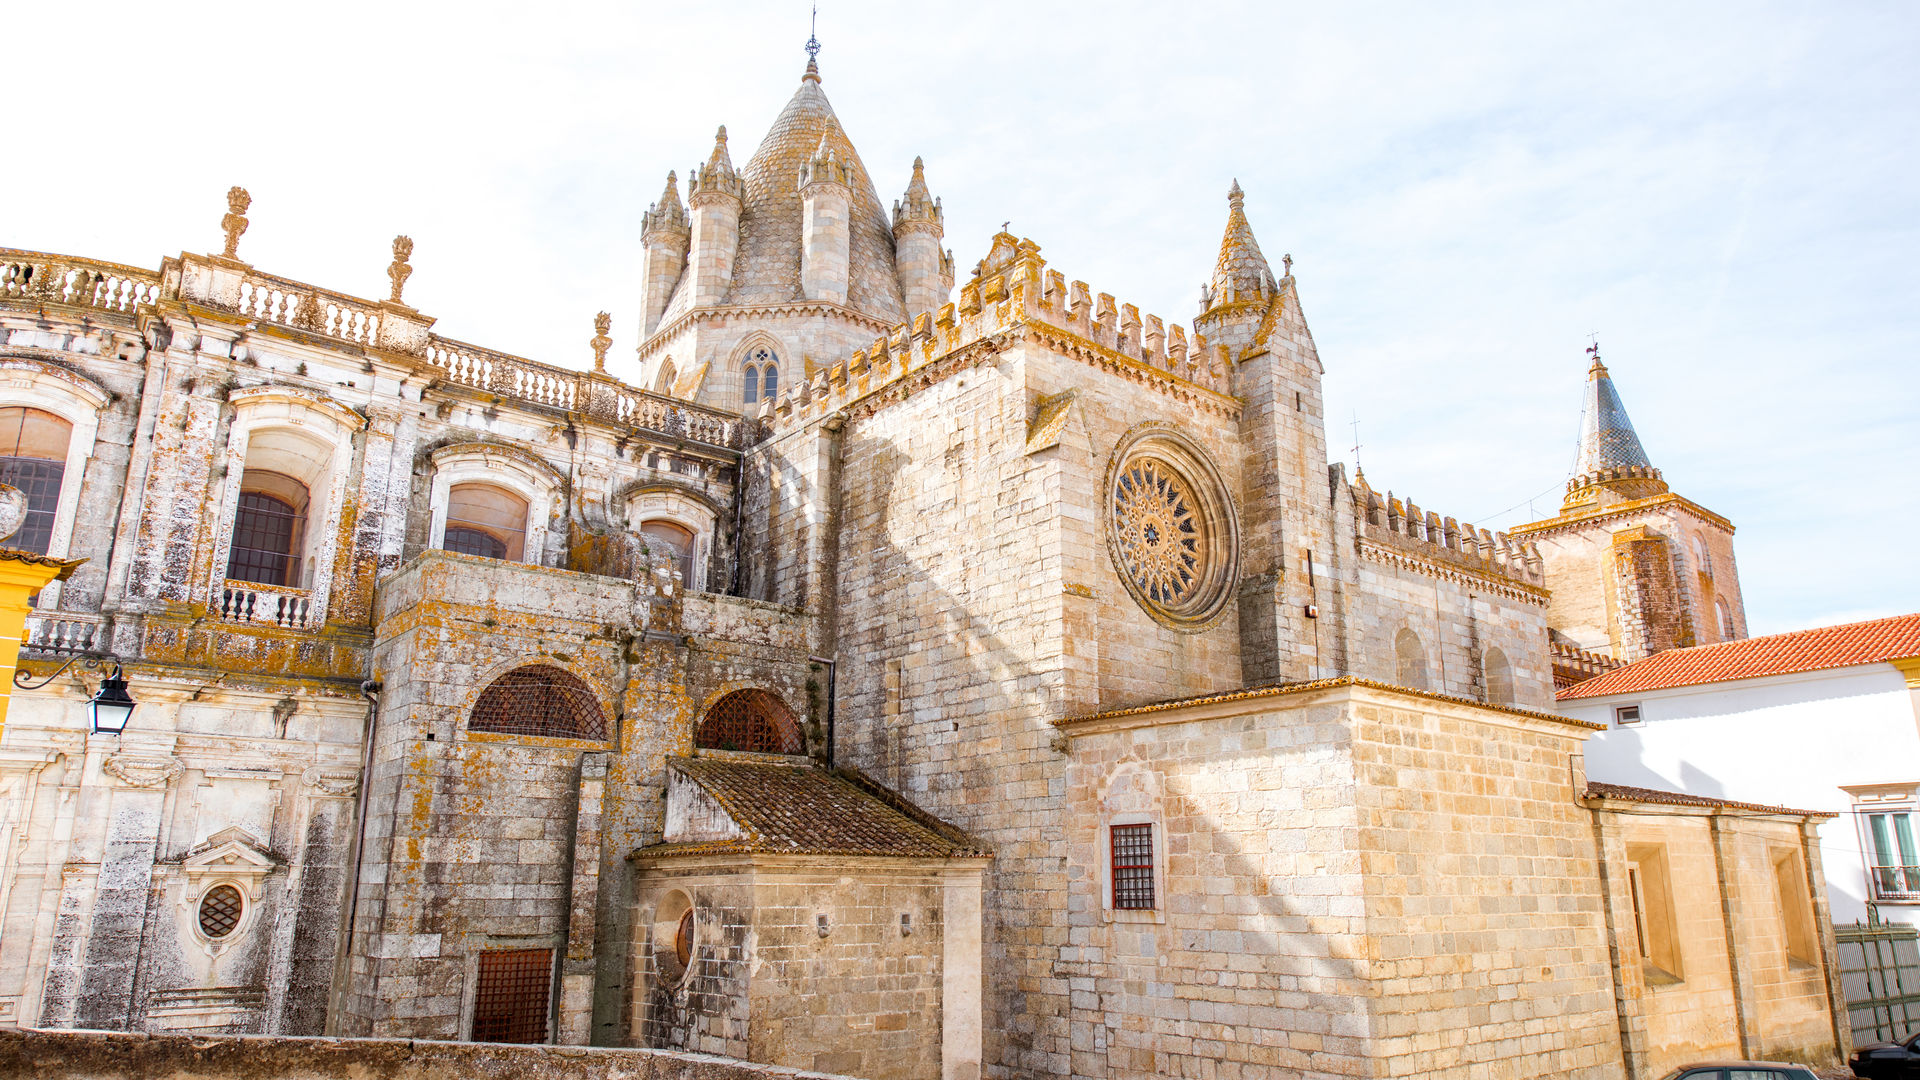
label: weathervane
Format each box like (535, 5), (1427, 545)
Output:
(806, 4), (821, 62)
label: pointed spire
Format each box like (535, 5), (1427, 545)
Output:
(1207, 179), (1275, 310)
(893, 155), (942, 231)
(689, 127), (743, 203)
(804, 6), (822, 83)
(1563, 343), (1668, 510)
(704, 126), (735, 182)
(641, 170), (689, 240)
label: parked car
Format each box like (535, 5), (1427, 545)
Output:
(1853, 1035), (1920, 1078)
(1657, 1064), (1821, 1080)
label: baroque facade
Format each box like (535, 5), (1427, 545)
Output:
(0, 51), (1837, 1080)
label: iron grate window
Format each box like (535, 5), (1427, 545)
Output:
(472, 947), (552, 1044)
(443, 526), (508, 559)
(228, 491), (301, 586)
(694, 688), (803, 755)
(1111, 823), (1156, 910)
(469, 665), (608, 741)
(198, 884), (243, 938)
(1113, 818), (1152, 903)
(0, 457), (64, 556)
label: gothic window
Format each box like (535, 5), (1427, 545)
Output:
(742, 347), (778, 407)
(197, 884), (243, 939)
(471, 947), (553, 1044)
(638, 519), (695, 585)
(1103, 429), (1239, 631)
(1717, 598), (1736, 640)
(0, 407), (71, 556)
(227, 471), (309, 586)
(695, 688), (804, 755)
(443, 482), (529, 562)
(1483, 647), (1514, 706)
(655, 360), (677, 395)
(469, 665), (607, 741)
(1692, 536), (1713, 579)
(1395, 628), (1430, 691)
(1110, 823), (1155, 910)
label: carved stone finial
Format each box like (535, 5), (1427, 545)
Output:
(1283, 253), (1292, 277)
(388, 235), (414, 304)
(221, 186), (251, 259)
(590, 311), (613, 373)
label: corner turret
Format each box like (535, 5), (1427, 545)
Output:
(892, 156), (953, 318)
(638, 171), (691, 337)
(799, 132), (853, 305)
(686, 126), (743, 308)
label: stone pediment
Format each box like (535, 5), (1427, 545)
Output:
(172, 827), (281, 902)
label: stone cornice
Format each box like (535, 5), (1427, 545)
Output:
(1356, 537), (1549, 604)
(1510, 491), (1734, 538)
(1053, 675), (1600, 738)
(637, 300), (897, 363)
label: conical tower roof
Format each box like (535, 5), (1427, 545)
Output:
(1209, 180), (1275, 306)
(1562, 347), (1668, 511)
(1574, 353), (1653, 475)
(663, 63), (906, 323)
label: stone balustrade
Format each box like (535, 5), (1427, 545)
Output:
(0, 248), (749, 451)
(21, 611), (106, 655)
(218, 581), (317, 630)
(0, 249), (162, 316)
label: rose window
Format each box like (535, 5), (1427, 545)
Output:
(1104, 430), (1238, 630)
(1113, 460), (1205, 606)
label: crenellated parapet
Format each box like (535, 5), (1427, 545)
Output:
(756, 231), (1237, 437)
(1563, 462), (1668, 508)
(1350, 475), (1546, 593)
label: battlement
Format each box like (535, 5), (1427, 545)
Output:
(1568, 463), (1664, 494)
(1351, 478), (1545, 588)
(1551, 640), (1624, 690)
(757, 231), (1235, 436)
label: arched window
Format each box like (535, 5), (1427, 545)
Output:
(655, 360), (677, 396)
(695, 689), (803, 755)
(1483, 646), (1514, 706)
(443, 482), (529, 562)
(0, 407), (72, 556)
(227, 470), (309, 586)
(1395, 628), (1430, 691)
(1693, 536), (1713, 579)
(742, 346), (778, 407)
(470, 664), (607, 740)
(1717, 598), (1736, 640)
(639, 519), (695, 584)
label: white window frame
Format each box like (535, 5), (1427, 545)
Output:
(1614, 704), (1643, 726)
(620, 485), (718, 592)
(0, 358), (111, 608)
(428, 442), (564, 567)
(208, 388), (364, 625)
(1855, 796), (1920, 904)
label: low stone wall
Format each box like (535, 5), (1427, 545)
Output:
(0, 1028), (858, 1080)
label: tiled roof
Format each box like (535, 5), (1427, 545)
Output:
(1584, 781), (1832, 819)
(1573, 358), (1654, 475)
(1559, 612), (1920, 700)
(638, 756), (991, 860)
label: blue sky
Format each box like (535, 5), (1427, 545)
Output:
(6, 2), (1914, 635)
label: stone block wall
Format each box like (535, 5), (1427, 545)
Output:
(1590, 800), (1845, 1077)
(1058, 683), (1624, 1080)
(630, 861), (966, 1080)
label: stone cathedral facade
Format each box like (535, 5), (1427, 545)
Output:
(0, 52), (1843, 1080)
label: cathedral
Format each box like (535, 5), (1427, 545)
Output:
(0, 46), (1844, 1080)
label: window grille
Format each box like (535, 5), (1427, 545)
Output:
(198, 884), (243, 938)
(444, 526), (508, 559)
(228, 491), (302, 585)
(1111, 823), (1155, 910)
(470, 665), (607, 740)
(0, 407), (70, 557)
(694, 689), (803, 754)
(471, 947), (552, 1044)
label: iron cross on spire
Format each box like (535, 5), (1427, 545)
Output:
(1586, 330), (1601, 361)
(1349, 412), (1363, 472)
(806, 4), (821, 62)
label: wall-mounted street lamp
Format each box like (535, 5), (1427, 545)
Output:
(14, 657), (138, 734)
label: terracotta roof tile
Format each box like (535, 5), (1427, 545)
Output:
(637, 756), (990, 860)
(1584, 780), (1832, 819)
(1559, 612), (1920, 700)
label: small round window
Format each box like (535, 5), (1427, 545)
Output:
(198, 884), (244, 939)
(654, 890), (696, 984)
(674, 908), (694, 970)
